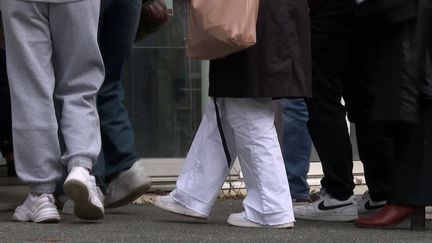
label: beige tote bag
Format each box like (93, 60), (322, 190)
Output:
(186, 0), (260, 60)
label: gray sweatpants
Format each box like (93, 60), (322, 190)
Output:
(1, 0), (104, 193)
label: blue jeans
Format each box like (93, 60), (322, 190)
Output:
(92, 0), (142, 186)
(280, 99), (312, 200)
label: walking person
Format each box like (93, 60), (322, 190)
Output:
(153, 0), (312, 228)
(355, 0), (432, 230)
(294, 0), (393, 221)
(0, 0), (105, 222)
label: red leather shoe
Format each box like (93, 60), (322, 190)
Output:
(355, 204), (425, 230)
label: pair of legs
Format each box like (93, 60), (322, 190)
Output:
(1, 0), (105, 222)
(155, 98), (294, 227)
(280, 98), (312, 202)
(295, 0), (391, 221)
(56, 0), (150, 209)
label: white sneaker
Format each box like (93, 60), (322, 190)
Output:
(153, 194), (207, 219)
(62, 187), (105, 215)
(357, 191), (386, 215)
(227, 212), (294, 229)
(104, 161), (151, 208)
(63, 166), (104, 220)
(294, 190), (358, 221)
(13, 193), (60, 223)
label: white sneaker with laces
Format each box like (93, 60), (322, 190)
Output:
(357, 190), (386, 215)
(104, 161), (151, 208)
(13, 193), (60, 223)
(153, 194), (207, 219)
(227, 212), (294, 228)
(62, 187), (105, 215)
(294, 189), (358, 221)
(63, 166), (104, 220)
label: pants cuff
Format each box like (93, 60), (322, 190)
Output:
(29, 183), (56, 194)
(67, 157), (93, 172)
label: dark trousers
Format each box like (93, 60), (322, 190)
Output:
(306, 0), (391, 201)
(388, 103), (432, 206)
(92, 0), (142, 185)
(0, 49), (12, 157)
(386, 0), (432, 206)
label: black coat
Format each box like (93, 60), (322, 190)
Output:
(208, 0), (311, 99)
(352, 0), (432, 123)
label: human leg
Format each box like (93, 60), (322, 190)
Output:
(156, 98), (294, 226)
(280, 98), (312, 202)
(96, 0), (150, 208)
(156, 100), (237, 217)
(294, 0), (359, 221)
(356, 106), (432, 230)
(95, 0), (142, 181)
(224, 98), (294, 226)
(306, 0), (356, 201)
(49, 0), (104, 220)
(1, 1), (63, 222)
(355, 122), (391, 215)
(355, 6), (432, 229)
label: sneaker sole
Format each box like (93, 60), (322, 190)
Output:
(64, 179), (104, 220)
(153, 200), (207, 219)
(104, 180), (151, 208)
(35, 215), (61, 223)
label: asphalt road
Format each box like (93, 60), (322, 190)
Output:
(1, 200), (432, 243)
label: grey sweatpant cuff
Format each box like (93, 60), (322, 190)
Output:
(67, 157), (93, 172)
(29, 183), (56, 194)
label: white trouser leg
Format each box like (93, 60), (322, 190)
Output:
(172, 98), (293, 224)
(172, 100), (237, 216)
(224, 98), (294, 225)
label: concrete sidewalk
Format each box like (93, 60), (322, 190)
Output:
(1, 186), (432, 242)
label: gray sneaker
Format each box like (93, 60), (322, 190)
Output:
(357, 191), (386, 216)
(104, 161), (151, 208)
(294, 189), (358, 221)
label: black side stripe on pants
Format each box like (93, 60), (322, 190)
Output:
(213, 98), (232, 167)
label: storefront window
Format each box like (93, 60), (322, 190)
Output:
(122, 0), (204, 158)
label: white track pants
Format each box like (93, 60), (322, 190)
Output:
(172, 98), (294, 225)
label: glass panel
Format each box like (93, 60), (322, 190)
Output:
(122, 0), (203, 158)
